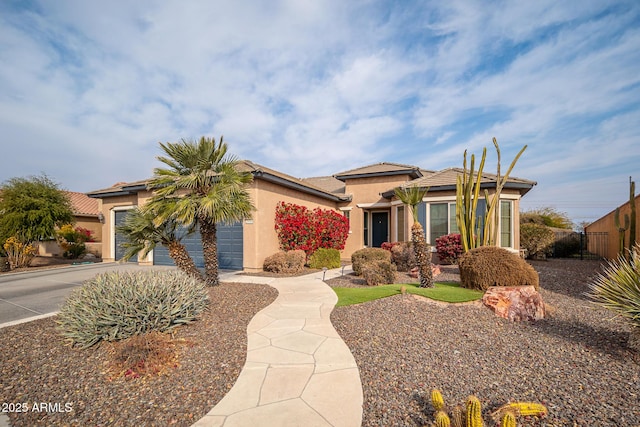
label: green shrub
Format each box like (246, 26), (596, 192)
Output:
(458, 246), (539, 291)
(361, 260), (397, 286)
(351, 248), (391, 276)
(390, 242), (416, 272)
(308, 248), (341, 269)
(263, 250), (306, 273)
(520, 223), (555, 259)
(587, 244), (640, 330)
(57, 270), (209, 348)
(56, 224), (93, 259)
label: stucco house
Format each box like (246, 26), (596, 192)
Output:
(38, 191), (103, 257)
(87, 161), (536, 272)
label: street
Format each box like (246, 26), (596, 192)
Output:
(0, 263), (174, 325)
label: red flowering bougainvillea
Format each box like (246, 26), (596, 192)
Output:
(274, 201), (349, 257)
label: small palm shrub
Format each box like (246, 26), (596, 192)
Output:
(435, 233), (463, 265)
(587, 244), (640, 334)
(458, 246), (539, 291)
(308, 248), (341, 269)
(351, 248), (391, 276)
(57, 270), (209, 348)
(263, 250), (306, 273)
(361, 260), (396, 286)
(520, 223), (555, 259)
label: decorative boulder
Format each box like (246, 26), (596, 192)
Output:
(482, 285), (545, 321)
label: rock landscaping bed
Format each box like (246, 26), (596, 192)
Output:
(0, 282), (278, 427)
(329, 259), (640, 426)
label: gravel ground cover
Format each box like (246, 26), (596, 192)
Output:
(328, 259), (640, 426)
(0, 282), (278, 427)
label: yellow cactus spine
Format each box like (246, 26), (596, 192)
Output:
(435, 411), (451, 427)
(500, 411), (516, 427)
(465, 395), (483, 427)
(451, 405), (464, 427)
(432, 389), (445, 412)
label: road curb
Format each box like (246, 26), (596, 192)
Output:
(0, 312), (59, 329)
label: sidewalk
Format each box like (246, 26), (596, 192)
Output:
(194, 267), (363, 427)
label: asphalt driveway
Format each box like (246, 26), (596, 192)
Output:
(0, 263), (175, 325)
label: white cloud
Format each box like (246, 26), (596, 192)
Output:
(0, 0), (638, 225)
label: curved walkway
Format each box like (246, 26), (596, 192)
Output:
(193, 268), (363, 427)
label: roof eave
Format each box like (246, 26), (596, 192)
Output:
(334, 169), (422, 182)
(87, 184), (148, 199)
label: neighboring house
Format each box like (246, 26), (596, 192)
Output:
(38, 191), (103, 257)
(87, 161), (536, 272)
(585, 194), (640, 259)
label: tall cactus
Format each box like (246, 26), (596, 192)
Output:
(456, 149), (486, 252)
(629, 176), (636, 253)
(455, 138), (526, 252)
(500, 411), (516, 427)
(614, 207), (629, 257)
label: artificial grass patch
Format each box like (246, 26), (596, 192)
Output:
(333, 282), (483, 306)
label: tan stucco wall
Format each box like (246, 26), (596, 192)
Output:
(586, 194), (639, 259)
(75, 216), (102, 243)
(341, 175), (411, 256)
(98, 192), (151, 262)
(244, 179), (343, 271)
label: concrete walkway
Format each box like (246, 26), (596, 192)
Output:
(194, 267), (363, 427)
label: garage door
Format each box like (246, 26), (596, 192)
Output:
(153, 222), (243, 270)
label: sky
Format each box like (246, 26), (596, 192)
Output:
(1, 0), (639, 226)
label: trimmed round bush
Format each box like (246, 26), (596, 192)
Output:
(361, 260), (397, 286)
(308, 248), (341, 269)
(57, 270), (209, 348)
(390, 242), (416, 272)
(351, 248), (391, 276)
(263, 250), (306, 273)
(458, 246), (539, 291)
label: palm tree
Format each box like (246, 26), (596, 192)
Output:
(115, 207), (202, 280)
(147, 136), (254, 286)
(395, 185), (433, 288)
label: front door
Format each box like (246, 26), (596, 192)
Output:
(371, 212), (389, 248)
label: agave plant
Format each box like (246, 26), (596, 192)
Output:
(587, 243), (640, 331)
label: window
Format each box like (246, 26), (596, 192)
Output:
(449, 203), (458, 234)
(363, 211), (369, 246)
(430, 203), (448, 243)
(343, 210), (350, 230)
(397, 205), (405, 242)
(500, 200), (512, 247)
